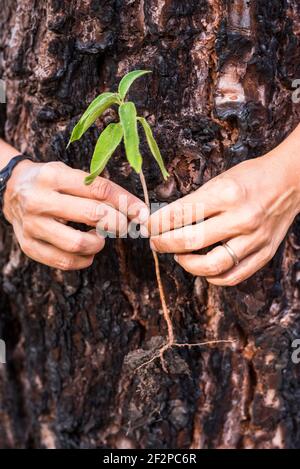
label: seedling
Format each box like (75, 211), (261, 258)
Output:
(68, 70), (233, 372)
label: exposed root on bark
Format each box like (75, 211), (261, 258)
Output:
(135, 339), (235, 373)
(139, 171), (234, 374)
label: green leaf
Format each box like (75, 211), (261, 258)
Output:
(84, 123), (123, 185)
(118, 70), (151, 101)
(67, 92), (120, 147)
(137, 117), (169, 180)
(119, 102), (142, 173)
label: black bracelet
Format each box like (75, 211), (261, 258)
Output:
(0, 154), (32, 222)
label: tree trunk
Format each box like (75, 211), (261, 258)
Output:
(1, 0), (300, 449)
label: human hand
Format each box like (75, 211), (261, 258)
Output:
(148, 133), (300, 286)
(3, 160), (147, 270)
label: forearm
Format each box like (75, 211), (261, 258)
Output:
(0, 138), (21, 169)
(263, 123), (300, 214)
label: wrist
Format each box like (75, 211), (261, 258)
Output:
(0, 138), (23, 169)
(263, 124), (300, 215)
(1, 157), (34, 223)
(7, 158), (35, 180)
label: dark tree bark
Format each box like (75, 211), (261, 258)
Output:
(1, 0), (300, 449)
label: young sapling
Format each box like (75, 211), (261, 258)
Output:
(68, 70), (233, 372)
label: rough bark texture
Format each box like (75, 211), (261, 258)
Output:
(1, 0), (300, 449)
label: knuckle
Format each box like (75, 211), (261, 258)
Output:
(207, 259), (223, 276)
(37, 162), (56, 180)
(241, 206), (263, 232)
(37, 161), (65, 184)
(20, 190), (36, 214)
(47, 161), (66, 171)
(90, 178), (112, 201)
(169, 202), (184, 225)
(56, 257), (75, 271)
(239, 215), (253, 233)
(22, 218), (33, 236)
(261, 245), (273, 262)
(258, 229), (270, 247)
(20, 238), (32, 256)
(220, 178), (246, 205)
(225, 275), (241, 286)
(35, 165), (48, 183)
(69, 233), (86, 253)
(85, 203), (103, 224)
(184, 232), (198, 250)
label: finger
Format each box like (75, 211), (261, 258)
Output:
(95, 206), (128, 237)
(174, 234), (261, 276)
(205, 247), (273, 286)
(24, 218), (105, 255)
(43, 162), (149, 223)
(13, 222), (95, 271)
(150, 214), (237, 253)
(35, 192), (129, 234)
(148, 183), (223, 236)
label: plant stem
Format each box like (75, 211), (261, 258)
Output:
(139, 171), (174, 345)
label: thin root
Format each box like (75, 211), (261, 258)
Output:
(134, 339), (235, 373)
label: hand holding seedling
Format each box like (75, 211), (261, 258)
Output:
(1, 141), (146, 270)
(149, 124), (300, 286)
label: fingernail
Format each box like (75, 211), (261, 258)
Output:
(174, 255), (179, 262)
(138, 207), (150, 223)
